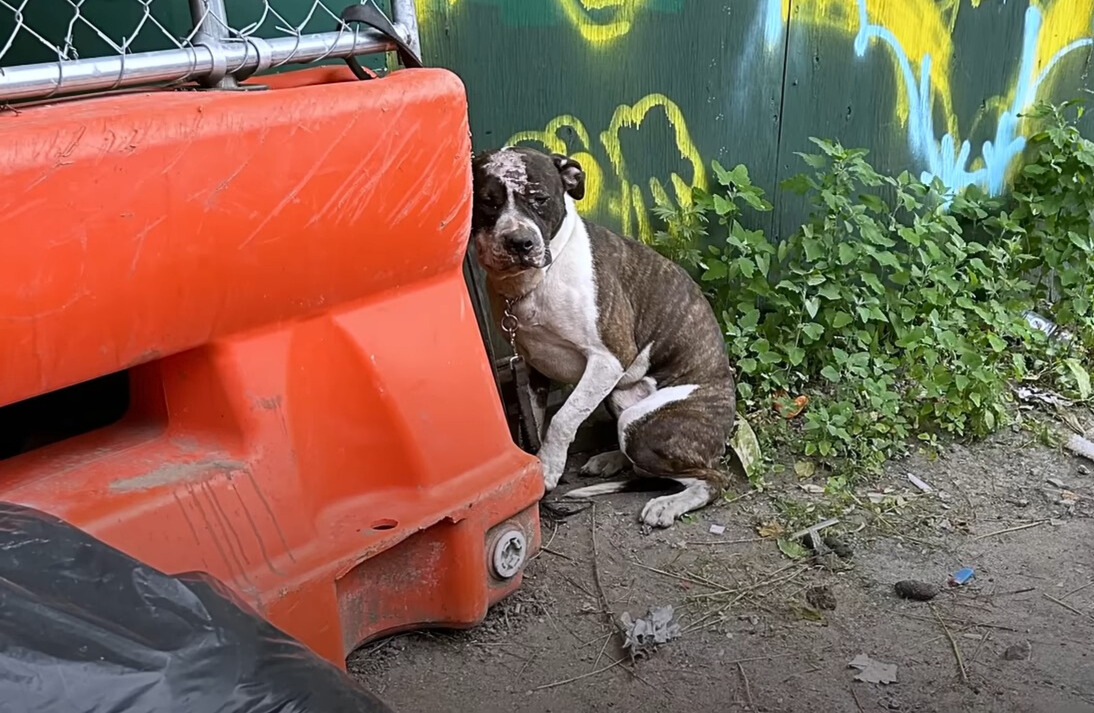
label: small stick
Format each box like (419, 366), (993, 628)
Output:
(591, 631), (612, 671)
(989, 587), (1037, 597)
(1043, 592), (1094, 620)
(970, 520), (1049, 542)
(563, 575), (597, 600)
(725, 653), (794, 665)
(632, 560), (731, 590)
(969, 630), (991, 666)
(685, 537), (764, 546)
(1063, 580), (1094, 599)
(789, 517), (840, 541)
(589, 506), (629, 652)
(539, 545), (573, 561)
(931, 604), (969, 684)
(738, 662), (754, 709)
(849, 684), (866, 713)
(533, 658), (625, 690)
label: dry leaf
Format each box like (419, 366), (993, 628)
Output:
(848, 653), (897, 684)
(756, 521), (784, 538)
(794, 460), (816, 479)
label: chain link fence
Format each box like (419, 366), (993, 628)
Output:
(0, 0), (418, 101)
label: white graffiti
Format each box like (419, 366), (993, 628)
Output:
(762, 0), (1093, 196)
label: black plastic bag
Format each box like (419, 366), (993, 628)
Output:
(0, 502), (396, 713)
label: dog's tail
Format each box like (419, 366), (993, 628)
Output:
(561, 477), (684, 499)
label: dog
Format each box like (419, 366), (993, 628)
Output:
(471, 146), (736, 528)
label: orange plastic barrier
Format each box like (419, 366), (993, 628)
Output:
(0, 67), (542, 666)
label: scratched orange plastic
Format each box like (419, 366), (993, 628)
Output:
(0, 67), (543, 665)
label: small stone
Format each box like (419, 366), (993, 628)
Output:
(823, 535), (854, 559)
(894, 580), (941, 601)
(1003, 641), (1031, 661)
(806, 585), (837, 610)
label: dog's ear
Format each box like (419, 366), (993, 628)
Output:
(551, 153), (586, 201)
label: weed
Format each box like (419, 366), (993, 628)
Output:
(649, 100), (1094, 487)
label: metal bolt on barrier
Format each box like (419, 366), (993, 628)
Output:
(491, 529), (526, 579)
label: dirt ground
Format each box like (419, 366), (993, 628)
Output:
(350, 420), (1094, 713)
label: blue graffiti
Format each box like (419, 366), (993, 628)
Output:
(763, 0), (1093, 196)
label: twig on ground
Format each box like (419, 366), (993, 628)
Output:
(684, 537), (763, 546)
(727, 653), (794, 665)
(969, 630), (991, 666)
(563, 575), (596, 599)
(544, 520), (560, 551)
(688, 566), (805, 602)
(1063, 580), (1094, 599)
(931, 604), (969, 684)
(849, 684), (866, 713)
(589, 506), (628, 652)
(723, 491), (757, 505)
(901, 612), (1018, 632)
(1043, 592), (1094, 621)
(737, 662), (754, 709)
(632, 560), (728, 589)
(591, 631), (612, 671)
(987, 587), (1037, 597)
(970, 520), (1049, 542)
(539, 545), (573, 561)
(533, 658), (625, 691)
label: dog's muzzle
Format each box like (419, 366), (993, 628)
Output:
(501, 230), (550, 268)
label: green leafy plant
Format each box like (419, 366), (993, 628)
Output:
(649, 100), (1094, 482)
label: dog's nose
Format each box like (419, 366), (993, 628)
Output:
(506, 234), (536, 255)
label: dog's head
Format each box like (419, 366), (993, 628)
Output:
(471, 147), (585, 275)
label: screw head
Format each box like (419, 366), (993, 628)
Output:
(492, 529), (527, 579)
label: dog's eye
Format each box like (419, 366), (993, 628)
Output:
(479, 193), (502, 211)
(529, 194), (548, 208)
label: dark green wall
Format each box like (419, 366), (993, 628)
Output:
(419, 0), (1094, 240)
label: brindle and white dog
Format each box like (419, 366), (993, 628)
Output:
(471, 147), (736, 528)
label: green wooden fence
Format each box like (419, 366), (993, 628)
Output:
(418, 0), (1094, 240)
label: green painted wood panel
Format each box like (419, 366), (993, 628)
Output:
(416, 0), (1094, 240)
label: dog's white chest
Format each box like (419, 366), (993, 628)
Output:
(511, 222), (603, 385)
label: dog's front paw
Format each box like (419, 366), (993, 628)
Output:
(537, 445), (567, 492)
(640, 494), (685, 529)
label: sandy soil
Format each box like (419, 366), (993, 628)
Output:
(350, 424), (1094, 713)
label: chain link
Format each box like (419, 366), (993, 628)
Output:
(0, 0), (389, 98)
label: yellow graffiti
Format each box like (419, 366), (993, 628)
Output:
(770, 0), (1094, 190)
(1033, 0), (1094, 92)
(415, 0), (460, 33)
(556, 0), (648, 46)
(507, 115), (605, 213)
(600, 94), (706, 242)
(507, 93), (705, 244)
(791, 0), (961, 136)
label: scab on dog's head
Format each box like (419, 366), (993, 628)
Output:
(471, 147), (585, 275)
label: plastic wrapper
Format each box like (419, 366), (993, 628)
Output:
(0, 502), (395, 713)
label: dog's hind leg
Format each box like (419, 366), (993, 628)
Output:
(619, 384), (733, 528)
(638, 472), (722, 528)
(579, 450), (631, 477)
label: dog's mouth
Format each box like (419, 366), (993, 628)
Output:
(520, 248), (552, 269)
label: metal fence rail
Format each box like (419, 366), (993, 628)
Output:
(0, 0), (419, 102)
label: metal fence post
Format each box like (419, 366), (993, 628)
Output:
(390, 0), (421, 60)
(189, 0), (239, 89)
